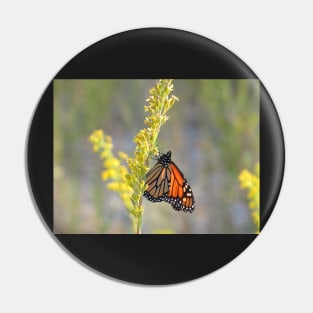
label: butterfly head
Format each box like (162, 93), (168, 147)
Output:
(158, 151), (172, 166)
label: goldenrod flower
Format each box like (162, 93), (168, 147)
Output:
(238, 162), (260, 233)
(103, 158), (120, 169)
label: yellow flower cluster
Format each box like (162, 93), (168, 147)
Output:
(125, 79), (178, 233)
(88, 130), (135, 220)
(238, 163), (260, 232)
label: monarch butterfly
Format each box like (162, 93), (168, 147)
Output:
(143, 151), (195, 213)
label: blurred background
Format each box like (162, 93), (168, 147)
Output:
(54, 79), (259, 234)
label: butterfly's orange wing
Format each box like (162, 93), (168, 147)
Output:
(143, 151), (195, 213)
(163, 162), (195, 213)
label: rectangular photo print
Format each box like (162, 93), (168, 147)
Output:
(53, 79), (259, 234)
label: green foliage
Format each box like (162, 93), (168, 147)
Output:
(89, 79), (178, 234)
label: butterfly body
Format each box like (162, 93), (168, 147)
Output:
(143, 151), (195, 213)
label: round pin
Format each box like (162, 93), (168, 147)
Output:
(27, 28), (284, 284)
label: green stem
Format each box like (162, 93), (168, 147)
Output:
(136, 211), (142, 234)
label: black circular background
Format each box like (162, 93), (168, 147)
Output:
(27, 28), (284, 284)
